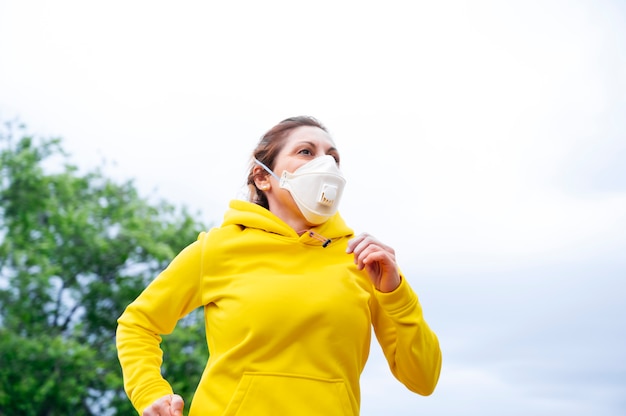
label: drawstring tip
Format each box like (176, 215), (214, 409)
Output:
(306, 230), (332, 248)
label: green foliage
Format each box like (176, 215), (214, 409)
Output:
(0, 120), (209, 415)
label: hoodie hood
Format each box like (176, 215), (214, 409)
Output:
(222, 200), (354, 246)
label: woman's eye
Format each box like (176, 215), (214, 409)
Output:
(298, 148), (313, 155)
(327, 152), (340, 164)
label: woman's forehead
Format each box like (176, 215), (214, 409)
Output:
(284, 125), (336, 147)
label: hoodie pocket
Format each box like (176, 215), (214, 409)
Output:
(223, 372), (354, 416)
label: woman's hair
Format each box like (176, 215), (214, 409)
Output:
(247, 116), (328, 209)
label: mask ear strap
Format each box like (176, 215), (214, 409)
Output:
(254, 158), (281, 182)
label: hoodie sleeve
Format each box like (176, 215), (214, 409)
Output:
(370, 275), (442, 395)
(116, 234), (206, 414)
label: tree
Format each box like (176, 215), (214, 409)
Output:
(0, 119), (209, 415)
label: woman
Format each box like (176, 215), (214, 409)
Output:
(116, 116), (442, 415)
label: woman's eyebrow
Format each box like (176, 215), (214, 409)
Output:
(294, 140), (338, 153)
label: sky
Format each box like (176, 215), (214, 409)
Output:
(1, 0), (626, 414)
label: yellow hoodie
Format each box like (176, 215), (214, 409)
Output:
(116, 200), (441, 415)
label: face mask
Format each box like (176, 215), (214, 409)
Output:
(255, 155), (346, 225)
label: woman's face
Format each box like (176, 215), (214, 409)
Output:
(273, 125), (340, 175)
(265, 125), (340, 227)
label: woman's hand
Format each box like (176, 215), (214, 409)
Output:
(142, 394), (184, 416)
(346, 233), (401, 292)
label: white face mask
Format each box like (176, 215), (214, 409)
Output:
(255, 155), (346, 225)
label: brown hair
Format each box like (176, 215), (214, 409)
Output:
(247, 116), (328, 209)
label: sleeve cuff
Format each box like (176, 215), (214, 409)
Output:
(373, 274), (420, 317)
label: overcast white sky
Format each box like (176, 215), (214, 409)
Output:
(1, 1), (625, 415)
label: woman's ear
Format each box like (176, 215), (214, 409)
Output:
(253, 166), (271, 191)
